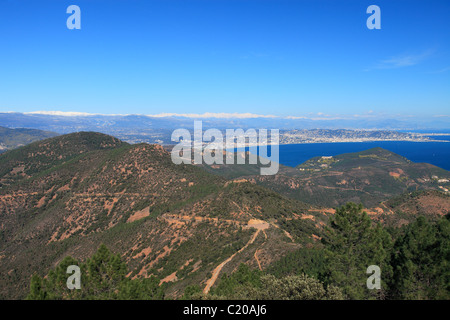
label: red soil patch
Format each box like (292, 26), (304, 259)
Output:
(127, 206), (150, 223)
(57, 184), (70, 192)
(104, 197), (119, 215)
(160, 271), (178, 285)
(133, 247), (152, 259)
(10, 166), (25, 174)
(247, 219), (270, 230)
(311, 234), (321, 241)
(36, 196), (46, 208)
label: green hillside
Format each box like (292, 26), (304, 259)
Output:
(0, 132), (319, 299)
(0, 126), (58, 153)
(203, 147), (450, 208)
(1, 133), (448, 300)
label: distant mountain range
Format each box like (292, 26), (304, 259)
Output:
(0, 132), (449, 299)
(1, 112), (448, 146)
(2, 111), (450, 131)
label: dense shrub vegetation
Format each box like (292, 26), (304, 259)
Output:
(28, 203), (450, 300)
(27, 244), (165, 300)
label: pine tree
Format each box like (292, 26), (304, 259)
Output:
(391, 216), (450, 299)
(26, 274), (46, 300)
(26, 244), (165, 300)
(322, 203), (393, 299)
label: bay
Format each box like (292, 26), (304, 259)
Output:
(277, 141), (450, 171)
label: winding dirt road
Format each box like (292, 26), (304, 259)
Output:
(203, 219), (269, 294)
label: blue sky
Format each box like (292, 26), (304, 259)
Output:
(0, 0), (449, 119)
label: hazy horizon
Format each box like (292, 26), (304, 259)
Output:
(1, 0), (449, 119)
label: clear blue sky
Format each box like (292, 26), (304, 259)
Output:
(0, 0), (449, 118)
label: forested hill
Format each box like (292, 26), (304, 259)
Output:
(0, 126), (58, 153)
(203, 147), (450, 208)
(0, 132), (319, 299)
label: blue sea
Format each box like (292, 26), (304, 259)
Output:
(277, 139), (450, 171)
